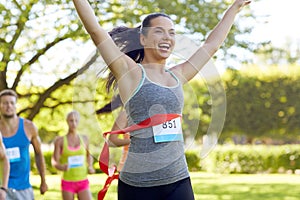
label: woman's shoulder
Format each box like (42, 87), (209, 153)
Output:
(54, 135), (64, 145)
(79, 134), (89, 144)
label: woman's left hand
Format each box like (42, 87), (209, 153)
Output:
(233, 0), (252, 12)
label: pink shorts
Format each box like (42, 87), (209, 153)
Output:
(61, 179), (90, 194)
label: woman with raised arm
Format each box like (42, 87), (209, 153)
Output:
(72, 1), (251, 199)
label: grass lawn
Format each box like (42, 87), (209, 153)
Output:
(32, 172), (300, 200)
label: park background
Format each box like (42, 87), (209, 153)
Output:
(1, 0), (300, 199)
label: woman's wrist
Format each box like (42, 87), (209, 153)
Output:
(227, 3), (241, 15)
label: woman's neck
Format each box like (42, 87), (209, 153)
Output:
(67, 129), (77, 135)
(141, 53), (167, 66)
(140, 62), (166, 73)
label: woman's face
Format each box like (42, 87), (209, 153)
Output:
(67, 113), (79, 130)
(140, 16), (176, 61)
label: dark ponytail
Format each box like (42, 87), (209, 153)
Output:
(96, 94), (122, 114)
(109, 26), (144, 62)
(105, 26), (144, 92)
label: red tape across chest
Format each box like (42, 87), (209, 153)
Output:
(97, 113), (181, 200)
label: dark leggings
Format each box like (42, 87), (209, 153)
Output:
(118, 177), (195, 200)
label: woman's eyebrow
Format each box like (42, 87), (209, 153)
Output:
(153, 27), (175, 31)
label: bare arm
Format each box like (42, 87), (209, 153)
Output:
(51, 137), (68, 171)
(72, 0), (131, 78)
(175, 0), (251, 83)
(71, 0), (110, 46)
(29, 123), (48, 195)
(82, 136), (95, 174)
(72, 0), (141, 103)
(0, 136), (9, 200)
(108, 111), (130, 147)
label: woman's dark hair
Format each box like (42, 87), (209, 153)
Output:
(105, 26), (143, 92)
(140, 13), (171, 36)
(105, 13), (171, 93)
(96, 94), (122, 114)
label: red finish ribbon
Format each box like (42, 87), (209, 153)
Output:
(97, 113), (181, 200)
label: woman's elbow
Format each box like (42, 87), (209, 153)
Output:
(202, 42), (220, 57)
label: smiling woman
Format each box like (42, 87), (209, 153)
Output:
(71, 0), (251, 199)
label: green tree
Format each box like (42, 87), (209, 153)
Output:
(221, 65), (300, 143)
(255, 40), (300, 65)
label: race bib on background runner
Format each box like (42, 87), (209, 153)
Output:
(152, 117), (183, 143)
(6, 147), (21, 163)
(68, 155), (84, 168)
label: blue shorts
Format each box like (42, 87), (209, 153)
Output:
(118, 177), (195, 200)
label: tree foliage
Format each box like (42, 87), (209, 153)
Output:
(183, 65), (300, 144)
(222, 65), (300, 143)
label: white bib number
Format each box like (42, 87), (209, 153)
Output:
(6, 147), (21, 163)
(152, 117), (183, 143)
(68, 155), (84, 168)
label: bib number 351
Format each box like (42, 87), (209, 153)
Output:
(153, 117), (183, 143)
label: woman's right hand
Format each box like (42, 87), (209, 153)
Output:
(60, 164), (69, 171)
